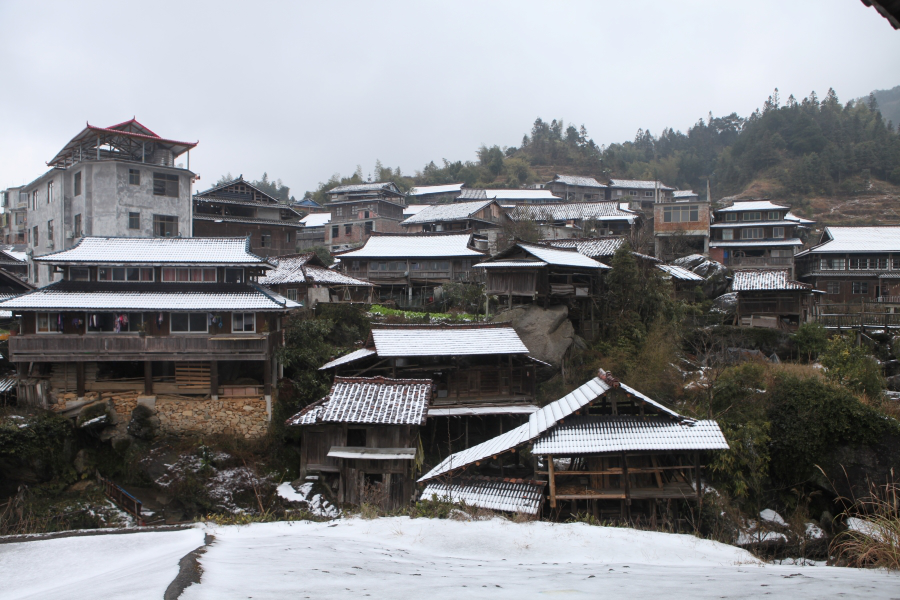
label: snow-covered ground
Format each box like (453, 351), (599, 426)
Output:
(2, 518), (898, 599)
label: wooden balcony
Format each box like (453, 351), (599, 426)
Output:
(9, 333), (276, 362)
(727, 256), (793, 267)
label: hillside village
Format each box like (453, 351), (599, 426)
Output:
(1, 111), (900, 574)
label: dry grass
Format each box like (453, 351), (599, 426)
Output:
(832, 481), (900, 570)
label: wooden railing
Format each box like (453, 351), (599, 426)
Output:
(727, 256), (793, 267)
(100, 475), (143, 525)
(10, 333), (275, 362)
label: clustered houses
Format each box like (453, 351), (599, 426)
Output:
(507, 201), (639, 239)
(407, 183), (465, 204)
(326, 182), (407, 252)
(400, 199), (508, 234)
(192, 176), (305, 257)
(652, 194), (711, 261)
(258, 252), (373, 306)
(0, 237), (298, 436)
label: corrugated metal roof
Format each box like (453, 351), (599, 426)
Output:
(34, 237), (268, 266)
(258, 255), (372, 286)
(0, 281), (299, 311)
(300, 213), (332, 227)
(516, 243), (608, 269)
(732, 269), (811, 291)
(551, 175), (606, 188)
(401, 200), (495, 225)
(509, 202), (637, 223)
(709, 239), (803, 248)
(532, 416), (729, 454)
(421, 477), (546, 515)
(287, 376), (431, 426)
(372, 324), (530, 357)
(408, 183), (465, 196)
(657, 264), (705, 281)
(319, 348), (378, 370)
(609, 179), (674, 191)
(716, 200), (789, 213)
(336, 234), (485, 259)
(805, 226), (900, 254)
(543, 237), (625, 258)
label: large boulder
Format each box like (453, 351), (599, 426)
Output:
(672, 254), (730, 297)
(711, 292), (738, 316)
(491, 304), (574, 366)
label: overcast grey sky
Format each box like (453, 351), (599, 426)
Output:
(1, 0), (899, 196)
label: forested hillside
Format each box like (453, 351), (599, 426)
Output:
(870, 85), (900, 131)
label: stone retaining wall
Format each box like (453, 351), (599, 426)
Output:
(156, 396), (268, 438)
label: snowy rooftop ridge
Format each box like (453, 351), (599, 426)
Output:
(401, 200), (495, 225)
(33, 236), (268, 266)
(799, 226), (900, 254)
(287, 376), (432, 426)
(731, 269), (811, 291)
(408, 183), (465, 196)
(335, 233), (485, 259)
(550, 174), (606, 188)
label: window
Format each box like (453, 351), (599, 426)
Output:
(260, 230), (272, 248)
(285, 231), (292, 245)
(741, 228), (763, 240)
(32, 226), (38, 246)
(161, 268), (216, 282)
(153, 214), (178, 237)
(47, 220), (53, 244)
(74, 214), (82, 236)
(826, 282), (841, 295)
(364, 221), (373, 235)
(224, 268), (243, 283)
(768, 211), (780, 220)
(850, 257), (888, 270)
(742, 212), (761, 221)
(87, 312), (144, 333)
(15, 212), (25, 226)
(628, 190), (638, 196)
(74, 172), (82, 196)
(152, 172), (179, 197)
(344, 224), (352, 235)
(335, 207), (343, 217)
(852, 282), (869, 295)
(662, 205), (699, 223)
(331, 225), (339, 239)
(364, 211), (370, 218)
(347, 428), (367, 447)
(285, 289), (298, 301)
(721, 229), (734, 241)
(31, 191), (37, 210)
(893, 257), (900, 270)
(170, 313), (209, 333)
(98, 267), (154, 281)
(37, 312), (61, 334)
(820, 258), (846, 270)
(129, 169), (140, 185)
(725, 213), (737, 222)
(772, 227), (784, 239)
(644, 191), (654, 197)
(47, 181), (53, 204)
(70, 267), (90, 281)
(232, 312), (255, 332)
(350, 260), (361, 271)
(128, 212), (140, 230)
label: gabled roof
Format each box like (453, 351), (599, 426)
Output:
(195, 176), (280, 204)
(732, 269), (811, 291)
(328, 182), (402, 195)
(673, 190), (699, 199)
(542, 237), (626, 259)
(408, 183), (465, 196)
(34, 237), (269, 267)
(48, 119), (197, 168)
(401, 200), (497, 225)
(258, 253), (372, 287)
(335, 233), (485, 259)
(657, 264), (705, 281)
(608, 179), (674, 191)
(370, 324), (530, 357)
(716, 200), (789, 213)
(294, 198), (322, 208)
(477, 242), (608, 269)
(784, 212), (815, 225)
(798, 226), (900, 254)
(300, 213), (332, 228)
(549, 175), (606, 188)
(458, 189), (562, 202)
(286, 376), (431, 426)
(508, 202), (637, 223)
(319, 348), (378, 370)
(421, 477), (546, 515)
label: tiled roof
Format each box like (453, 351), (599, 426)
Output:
(193, 215), (305, 228)
(319, 348), (378, 370)
(803, 226), (900, 254)
(508, 202), (637, 222)
(516, 243), (608, 269)
(543, 237), (626, 259)
(0, 281), (299, 311)
(293, 198), (322, 208)
(784, 212), (815, 225)
(421, 477), (546, 515)
(408, 183), (464, 196)
(401, 200), (495, 225)
(673, 190), (698, 199)
(371, 324), (530, 357)
(716, 200), (789, 213)
(531, 416), (728, 454)
(709, 239), (803, 248)
(258, 254), (372, 286)
(402, 205), (430, 217)
(474, 260), (549, 268)
(328, 182), (400, 194)
(732, 269), (811, 291)
(459, 189), (562, 202)
(710, 221), (797, 228)
(657, 264), (705, 281)
(608, 179), (674, 191)
(286, 376), (431, 426)
(300, 213), (332, 228)
(550, 175), (606, 188)
(335, 233), (485, 259)
(34, 237), (268, 266)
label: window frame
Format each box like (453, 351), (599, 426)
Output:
(767, 211), (780, 220)
(331, 225), (339, 239)
(152, 172), (179, 197)
(852, 282), (869, 295)
(70, 267), (90, 281)
(724, 213), (737, 222)
(170, 312), (209, 333)
(224, 268), (244, 283)
(721, 229), (734, 241)
(232, 312), (256, 333)
(826, 281), (841, 295)
(128, 212), (141, 230)
(74, 172), (82, 196)
(47, 181), (53, 204)
(128, 169), (141, 186)
(153, 214), (178, 238)
(742, 211), (761, 221)
(74, 214), (82, 236)
(260, 230), (272, 248)
(741, 228), (764, 240)
(36, 312), (61, 334)
(161, 267), (216, 283)
(86, 312), (145, 334)
(772, 227), (785, 239)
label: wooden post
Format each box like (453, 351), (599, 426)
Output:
(76, 362), (85, 398)
(548, 455), (557, 508)
(144, 361), (153, 395)
(210, 360), (219, 400)
(622, 452), (630, 506)
(694, 451), (702, 505)
(264, 357), (272, 396)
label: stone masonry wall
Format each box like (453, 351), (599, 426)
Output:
(156, 396), (268, 438)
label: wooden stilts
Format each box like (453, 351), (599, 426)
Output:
(548, 455), (557, 508)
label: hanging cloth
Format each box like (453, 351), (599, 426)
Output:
(157, 312), (164, 327)
(58, 313), (63, 332)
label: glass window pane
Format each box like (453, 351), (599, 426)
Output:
(162, 268), (176, 282)
(126, 268), (140, 281)
(203, 268), (216, 282)
(112, 268), (125, 281)
(189, 313), (207, 332)
(191, 268), (202, 282)
(176, 269), (189, 282)
(141, 268), (154, 281)
(171, 313), (189, 331)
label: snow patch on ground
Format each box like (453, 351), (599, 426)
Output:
(760, 509), (788, 527)
(277, 482), (340, 518)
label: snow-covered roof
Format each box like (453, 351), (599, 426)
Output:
(716, 200), (789, 213)
(408, 183), (464, 196)
(550, 175), (606, 188)
(784, 212), (815, 225)
(609, 179), (674, 191)
(371, 324), (529, 357)
(287, 376), (431, 427)
(193, 215), (305, 228)
(402, 205), (430, 217)
(336, 234), (485, 259)
(731, 269), (811, 291)
(401, 200), (495, 225)
(508, 202), (637, 223)
(543, 237), (626, 259)
(459, 189), (562, 202)
(483, 243), (608, 269)
(258, 254), (372, 286)
(709, 239), (803, 248)
(34, 237), (268, 267)
(421, 477), (546, 515)
(801, 226), (900, 254)
(319, 348), (377, 370)
(475, 260), (549, 269)
(657, 264), (705, 281)
(328, 182), (400, 194)
(0, 281), (299, 311)
(531, 416), (728, 454)
(710, 221), (797, 228)
(673, 190), (698, 199)
(300, 213), (332, 228)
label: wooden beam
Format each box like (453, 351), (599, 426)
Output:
(264, 358), (272, 396)
(548, 454), (557, 508)
(144, 361), (153, 395)
(622, 451), (630, 505)
(76, 362), (85, 398)
(210, 360), (218, 398)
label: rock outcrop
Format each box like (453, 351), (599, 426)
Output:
(491, 304), (574, 366)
